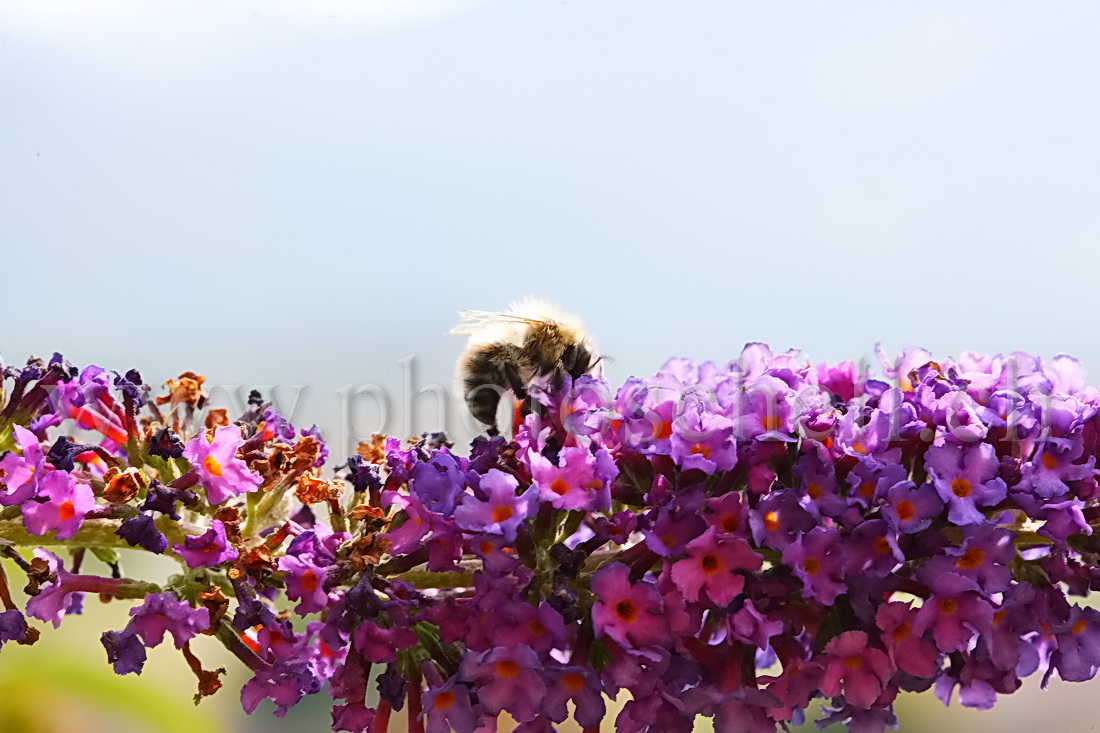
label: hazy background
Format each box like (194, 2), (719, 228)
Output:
(2, 1), (1100, 730)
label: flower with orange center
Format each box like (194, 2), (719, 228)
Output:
(21, 469), (95, 541)
(925, 442), (1006, 526)
(670, 528), (762, 607)
(528, 445), (618, 511)
(458, 644), (546, 722)
(591, 562), (670, 648)
(183, 424), (262, 505)
(453, 469), (538, 542)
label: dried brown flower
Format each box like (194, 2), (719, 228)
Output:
(101, 467), (147, 504)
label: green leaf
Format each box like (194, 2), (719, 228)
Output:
(90, 546), (120, 566)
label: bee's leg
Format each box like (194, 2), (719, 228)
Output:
(502, 362), (528, 400)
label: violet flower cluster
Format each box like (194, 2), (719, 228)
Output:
(2, 346), (1100, 733)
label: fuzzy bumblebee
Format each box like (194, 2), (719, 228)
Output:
(451, 298), (600, 435)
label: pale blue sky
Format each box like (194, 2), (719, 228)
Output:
(3, 0), (1100, 463)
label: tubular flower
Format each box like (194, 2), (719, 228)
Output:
(4, 346), (1100, 732)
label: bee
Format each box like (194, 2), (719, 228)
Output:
(451, 298), (600, 435)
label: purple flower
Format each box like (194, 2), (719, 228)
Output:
(128, 592), (210, 648)
(116, 514), (168, 554)
(410, 452), (464, 516)
(912, 573), (994, 654)
(173, 520), (239, 568)
(782, 527), (848, 605)
(1017, 439), (1096, 499)
(724, 599), (783, 650)
(731, 375), (795, 442)
(460, 644), (546, 722)
(1051, 606), (1100, 682)
(925, 442), (1007, 525)
(101, 628), (147, 675)
(669, 402), (738, 474)
(183, 424), (262, 504)
(140, 480), (196, 520)
(1038, 499), (1092, 547)
(0, 609), (27, 649)
(24, 550), (77, 628)
(669, 527), (762, 607)
(846, 519), (903, 578)
(352, 621), (417, 664)
(748, 491), (815, 550)
(422, 677), (477, 733)
(330, 702), (375, 732)
(541, 666), (605, 728)
(453, 469), (538, 542)
(920, 525), (1015, 595)
(882, 480), (944, 534)
(279, 554), (331, 616)
(241, 660), (320, 718)
(21, 469), (96, 539)
(148, 427), (185, 459)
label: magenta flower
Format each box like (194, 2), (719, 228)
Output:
(925, 442), (1007, 525)
(527, 445), (616, 511)
(703, 492), (748, 538)
(818, 630), (894, 708)
(352, 620), (417, 664)
(279, 554), (331, 616)
(759, 657), (824, 721)
(459, 644), (546, 722)
(183, 423), (262, 504)
(591, 562), (670, 648)
(128, 592), (210, 648)
(669, 527), (762, 607)
(453, 469), (538, 542)
(724, 599), (783, 649)
(22, 469), (95, 540)
(875, 601), (939, 678)
(173, 519), (239, 567)
(0, 425), (44, 506)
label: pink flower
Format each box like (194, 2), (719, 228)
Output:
(527, 445), (616, 511)
(591, 562), (670, 648)
(22, 470), (95, 540)
(183, 424), (262, 504)
(818, 630), (894, 708)
(669, 527), (762, 607)
(0, 425), (45, 506)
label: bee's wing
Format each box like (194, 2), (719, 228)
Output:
(449, 310), (548, 335)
